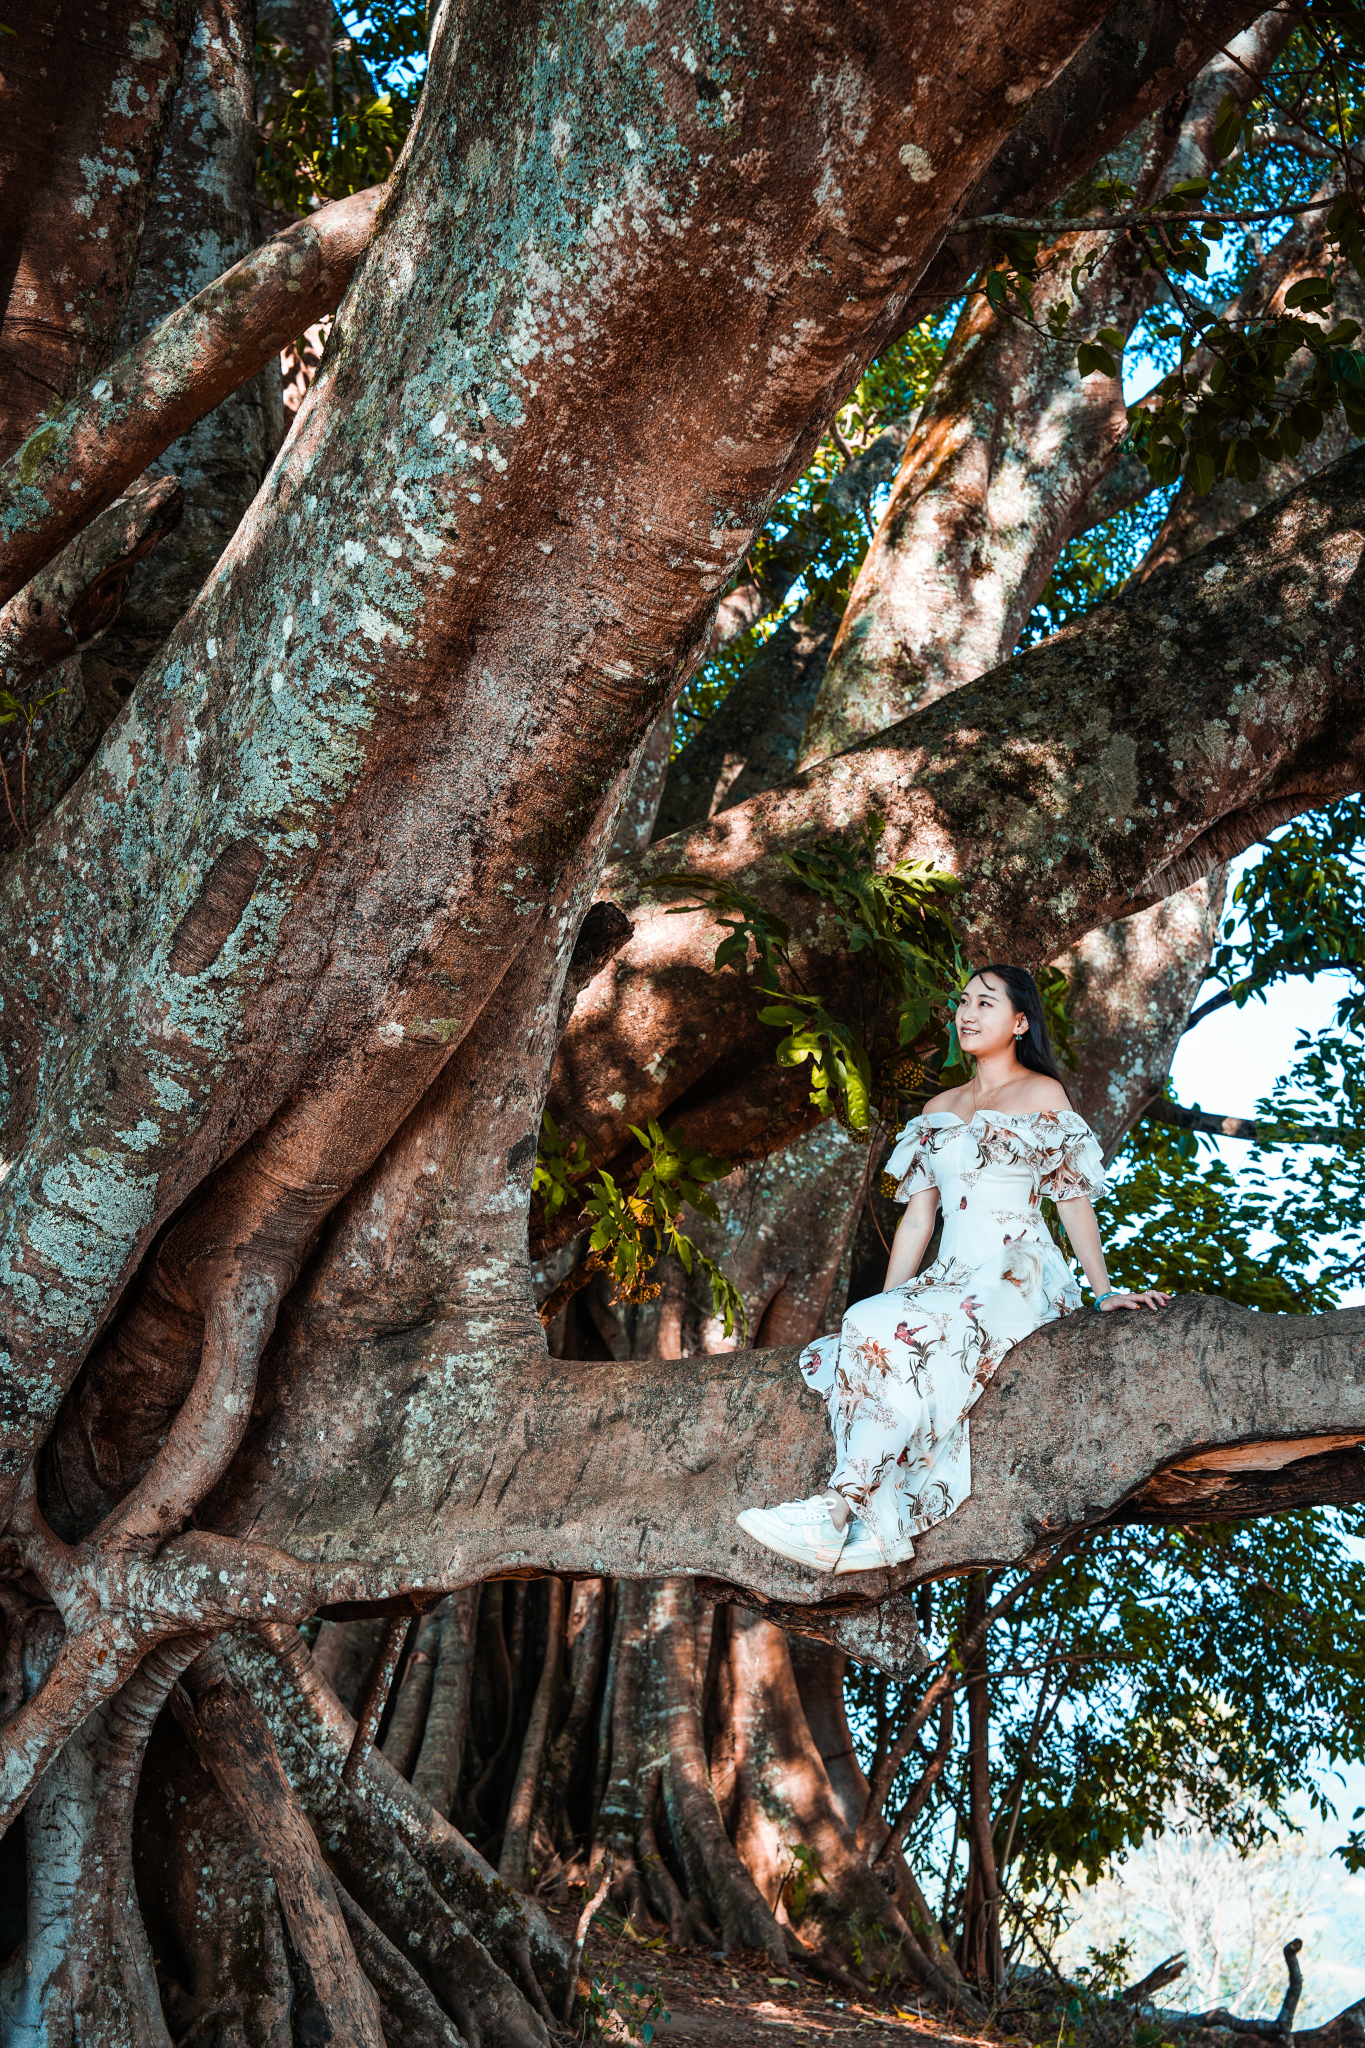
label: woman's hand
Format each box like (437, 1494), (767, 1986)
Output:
(1098, 1290), (1170, 1311)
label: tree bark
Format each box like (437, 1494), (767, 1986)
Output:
(174, 1645), (387, 2048)
(0, 0), (194, 458)
(0, 184), (381, 610)
(84, 0), (287, 718)
(797, 6), (1295, 767)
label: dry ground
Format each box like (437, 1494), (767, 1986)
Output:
(546, 1904), (1010, 2048)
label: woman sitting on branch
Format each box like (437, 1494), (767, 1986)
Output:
(738, 965), (1169, 1575)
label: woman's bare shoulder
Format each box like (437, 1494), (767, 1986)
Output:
(1010, 1075), (1074, 1114)
(922, 1085), (971, 1116)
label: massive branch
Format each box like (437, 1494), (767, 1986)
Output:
(205, 1296), (1365, 1673)
(550, 444), (1365, 1192)
(0, 185), (382, 610)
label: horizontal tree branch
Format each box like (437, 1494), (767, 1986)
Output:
(0, 184), (383, 610)
(216, 1296), (1365, 1638)
(950, 197), (1334, 233)
(1145, 1096), (1364, 1146)
(1243, 121), (1365, 169)
(0, 474), (184, 693)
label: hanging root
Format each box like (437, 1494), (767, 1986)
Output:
(92, 1267), (282, 1557)
(412, 1586), (481, 1816)
(245, 1622), (568, 2046)
(0, 1260), (287, 1833)
(0, 1634), (209, 2042)
(500, 1576), (566, 1890)
(171, 1644), (386, 2047)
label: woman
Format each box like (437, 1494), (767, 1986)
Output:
(737, 965), (1169, 1575)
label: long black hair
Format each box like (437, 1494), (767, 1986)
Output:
(966, 963), (1074, 1104)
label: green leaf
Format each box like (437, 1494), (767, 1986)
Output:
(1076, 343), (1118, 381)
(1212, 90), (1243, 160)
(1233, 439), (1260, 484)
(1285, 276), (1335, 311)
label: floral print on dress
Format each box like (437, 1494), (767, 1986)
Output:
(800, 1110), (1105, 1556)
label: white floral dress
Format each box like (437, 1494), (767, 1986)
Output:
(799, 1110), (1105, 1555)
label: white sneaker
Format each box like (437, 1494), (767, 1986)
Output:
(832, 1519), (915, 1574)
(736, 1492), (851, 1571)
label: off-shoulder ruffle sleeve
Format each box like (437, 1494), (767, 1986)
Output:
(885, 1116), (935, 1202)
(1038, 1112), (1106, 1202)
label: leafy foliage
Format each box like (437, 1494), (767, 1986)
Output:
(578, 1967), (671, 2043)
(1127, 226), (1365, 494)
(650, 820), (967, 1137)
(780, 1841), (827, 1921)
(849, 1508), (1365, 1960)
(256, 4), (427, 216)
(533, 1112), (746, 1337)
(1096, 799), (1365, 1312)
(1021, 489), (1175, 644)
(1199, 796), (1365, 1032)
(1098, 1113), (1353, 1311)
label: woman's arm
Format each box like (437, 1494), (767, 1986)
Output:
(1055, 1195), (1169, 1310)
(885, 1187), (939, 1288)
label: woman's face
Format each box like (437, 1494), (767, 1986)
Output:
(956, 974), (1028, 1059)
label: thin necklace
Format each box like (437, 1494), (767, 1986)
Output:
(972, 1050), (1020, 1114)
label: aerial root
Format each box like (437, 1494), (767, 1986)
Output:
(244, 1623), (569, 2044)
(337, 1887), (471, 2047)
(0, 1633), (208, 2041)
(172, 1644), (386, 2047)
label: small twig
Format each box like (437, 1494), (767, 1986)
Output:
(1146, 1097), (1364, 1148)
(951, 198), (1338, 234)
(1276, 1937), (1304, 2039)
(829, 420), (855, 466)
(563, 1850), (615, 2025)
(341, 1615), (409, 1787)
(537, 1248), (611, 1329)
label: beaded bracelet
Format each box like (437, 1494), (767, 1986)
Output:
(1093, 1290), (1118, 1308)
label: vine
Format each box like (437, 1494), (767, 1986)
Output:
(536, 825), (1005, 1335)
(0, 679), (64, 844)
(650, 820), (969, 1137)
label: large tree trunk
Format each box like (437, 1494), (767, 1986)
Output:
(0, 0), (193, 457)
(83, 0), (285, 718)
(8, 0), (1365, 2032)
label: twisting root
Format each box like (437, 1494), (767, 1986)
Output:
(95, 1266), (284, 1556)
(0, 1634), (209, 2040)
(245, 1623), (567, 2047)
(172, 1644), (386, 2047)
(338, 1889), (471, 2047)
